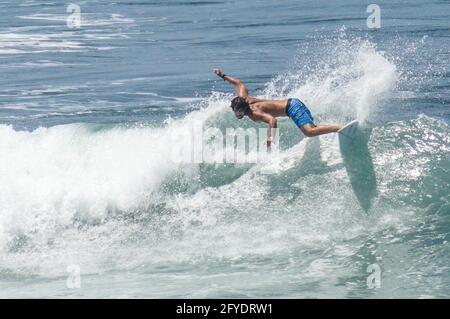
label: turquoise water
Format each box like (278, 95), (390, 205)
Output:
(0, 0), (449, 298)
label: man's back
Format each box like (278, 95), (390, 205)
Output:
(246, 97), (289, 117)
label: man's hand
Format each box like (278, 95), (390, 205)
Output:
(213, 69), (248, 97)
(213, 68), (223, 78)
(265, 137), (273, 147)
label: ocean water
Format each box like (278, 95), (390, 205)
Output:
(0, 0), (449, 298)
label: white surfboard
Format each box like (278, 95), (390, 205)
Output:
(338, 120), (359, 144)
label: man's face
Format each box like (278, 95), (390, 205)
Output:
(234, 109), (245, 119)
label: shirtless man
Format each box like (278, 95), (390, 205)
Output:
(213, 68), (342, 146)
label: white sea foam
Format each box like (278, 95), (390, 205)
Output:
(264, 37), (397, 123)
(0, 37), (402, 278)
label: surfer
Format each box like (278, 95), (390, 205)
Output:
(213, 68), (342, 146)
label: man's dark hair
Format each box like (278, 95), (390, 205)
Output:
(230, 96), (250, 114)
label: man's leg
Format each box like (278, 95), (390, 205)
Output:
(300, 123), (342, 137)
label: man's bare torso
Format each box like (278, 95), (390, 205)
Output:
(246, 97), (289, 118)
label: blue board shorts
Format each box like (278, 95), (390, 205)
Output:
(285, 98), (315, 128)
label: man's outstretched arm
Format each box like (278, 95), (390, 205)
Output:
(213, 68), (248, 98)
(249, 111), (277, 147)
